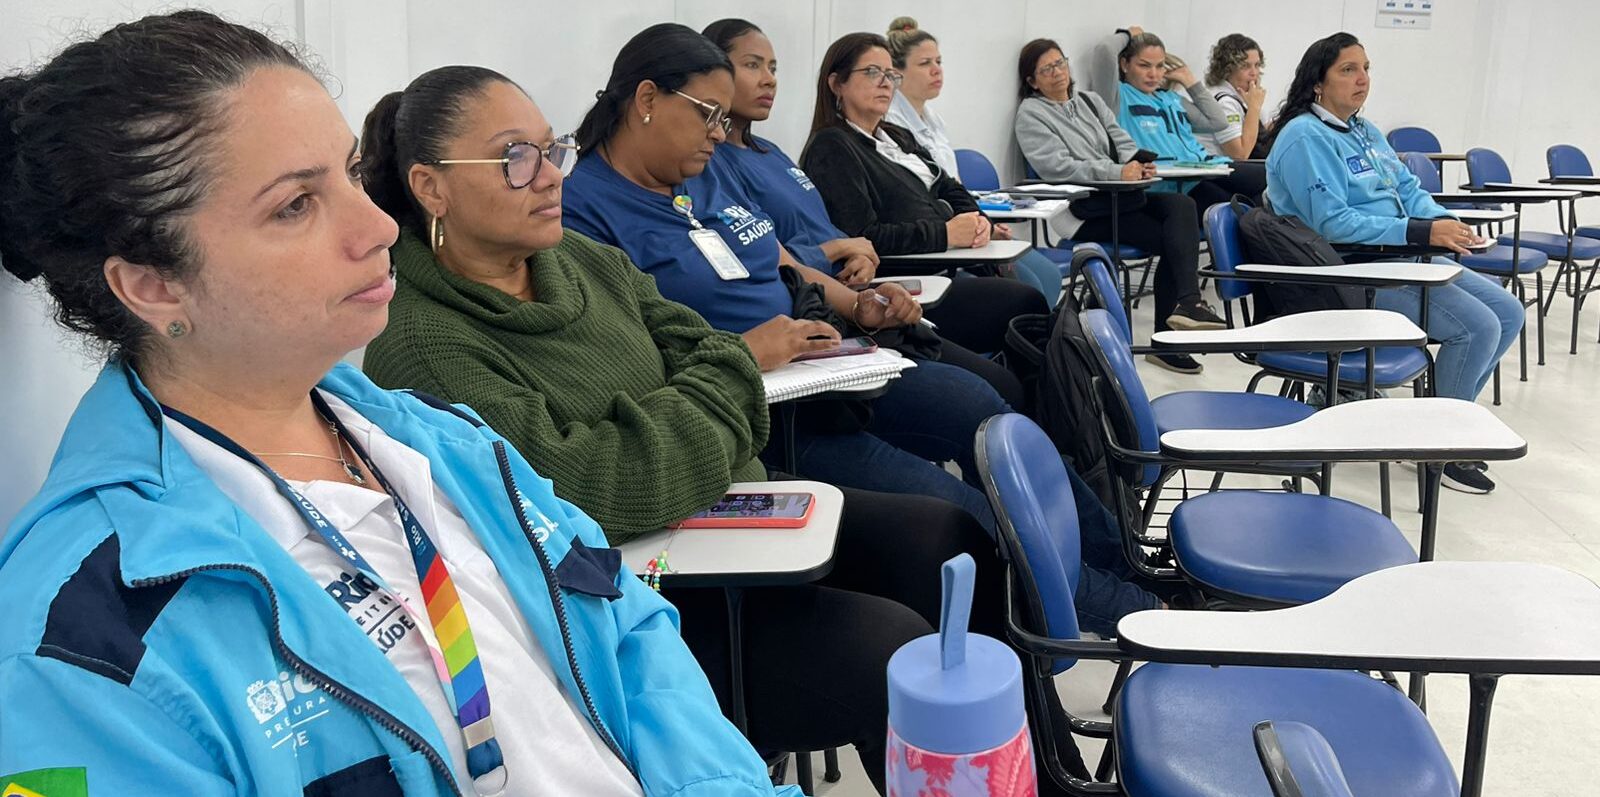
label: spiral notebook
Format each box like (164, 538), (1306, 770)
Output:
(761, 349), (917, 404)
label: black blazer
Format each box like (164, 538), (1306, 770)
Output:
(799, 122), (982, 256)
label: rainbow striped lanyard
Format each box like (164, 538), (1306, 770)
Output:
(163, 394), (507, 791)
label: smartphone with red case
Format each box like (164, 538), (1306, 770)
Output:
(791, 335), (878, 362)
(672, 492), (815, 528)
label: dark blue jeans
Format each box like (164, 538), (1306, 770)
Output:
(767, 356), (1160, 635)
(1065, 467), (1163, 636)
(776, 358), (1005, 530)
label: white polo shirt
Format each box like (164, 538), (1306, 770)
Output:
(167, 392), (643, 797)
(1196, 82), (1247, 157)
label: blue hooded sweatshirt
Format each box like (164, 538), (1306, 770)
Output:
(0, 362), (797, 796)
(1266, 107), (1452, 247)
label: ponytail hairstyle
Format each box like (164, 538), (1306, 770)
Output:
(358, 66), (516, 241)
(1261, 32), (1361, 153)
(576, 23), (733, 157)
(809, 32), (891, 135)
(1118, 31), (1167, 81)
(884, 16), (936, 69)
(1206, 33), (1264, 88)
(701, 17), (768, 152)
(0, 10), (308, 364)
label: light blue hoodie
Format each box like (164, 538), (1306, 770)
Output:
(0, 362), (797, 796)
(1266, 107), (1452, 247)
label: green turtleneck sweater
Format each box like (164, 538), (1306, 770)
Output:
(364, 229), (770, 543)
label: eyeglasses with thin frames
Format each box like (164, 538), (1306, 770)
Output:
(672, 90), (733, 135)
(1036, 57), (1069, 78)
(430, 134), (580, 190)
(848, 65), (904, 87)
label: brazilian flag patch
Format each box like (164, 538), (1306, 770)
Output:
(1, 768), (88, 797)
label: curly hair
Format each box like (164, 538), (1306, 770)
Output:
(1205, 33), (1264, 87)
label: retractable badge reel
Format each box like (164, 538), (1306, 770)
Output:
(675, 194), (750, 280)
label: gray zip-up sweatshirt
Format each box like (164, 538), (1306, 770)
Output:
(1013, 90), (1136, 184)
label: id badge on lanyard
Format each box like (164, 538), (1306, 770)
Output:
(675, 192), (750, 280)
(1354, 119), (1405, 215)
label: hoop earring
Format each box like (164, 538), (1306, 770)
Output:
(430, 215), (445, 254)
(166, 320), (188, 339)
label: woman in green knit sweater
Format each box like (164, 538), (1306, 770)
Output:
(356, 66), (1086, 794)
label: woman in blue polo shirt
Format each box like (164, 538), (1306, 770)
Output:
(562, 23), (1010, 523)
(1265, 32), (1524, 495)
(698, 18), (1039, 408)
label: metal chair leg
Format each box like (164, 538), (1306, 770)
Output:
(1537, 272), (1547, 365)
(823, 749), (841, 783)
(795, 752), (814, 795)
(1094, 739), (1118, 782)
(1102, 659), (1133, 714)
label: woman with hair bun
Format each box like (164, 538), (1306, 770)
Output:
(882, 16), (957, 180)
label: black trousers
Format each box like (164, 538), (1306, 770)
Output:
(925, 275), (1043, 411)
(663, 486), (1079, 795)
(1075, 191), (1202, 332)
(1187, 159), (1268, 218)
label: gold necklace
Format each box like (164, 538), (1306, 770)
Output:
(254, 420), (366, 486)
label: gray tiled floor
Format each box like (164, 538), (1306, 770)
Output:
(802, 266), (1600, 796)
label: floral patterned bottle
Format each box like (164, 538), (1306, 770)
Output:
(886, 555), (1035, 797)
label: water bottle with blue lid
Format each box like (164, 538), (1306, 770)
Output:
(886, 554), (1036, 796)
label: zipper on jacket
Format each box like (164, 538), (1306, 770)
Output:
(491, 440), (641, 784)
(134, 565), (464, 797)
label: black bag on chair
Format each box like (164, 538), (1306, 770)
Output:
(1233, 196), (1365, 321)
(1004, 293), (1141, 536)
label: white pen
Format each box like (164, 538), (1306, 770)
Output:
(869, 291), (937, 329)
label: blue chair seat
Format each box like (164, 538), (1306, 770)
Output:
(1041, 244), (1150, 277)
(1150, 391), (1314, 436)
(1059, 240), (1149, 260)
(1168, 491), (1415, 604)
(1576, 225), (1600, 241)
(1256, 346), (1428, 388)
(1497, 231), (1600, 260)
(1116, 665), (1458, 797)
(1459, 245), (1549, 275)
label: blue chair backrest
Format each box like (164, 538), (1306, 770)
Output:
(1254, 721), (1358, 797)
(1024, 160), (1039, 180)
(1465, 147), (1512, 188)
(1201, 200), (1254, 303)
(975, 413), (1083, 674)
(1076, 245), (1133, 341)
(956, 149), (1000, 191)
(1386, 126), (1441, 155)
(1548, 144), (1594, 179)
(1080, 308), (1161, 488)
(1400, 151), (1444, 192)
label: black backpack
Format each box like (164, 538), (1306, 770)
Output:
(1004, 285), (1141, 536)
(1232, 196), (1365, 321)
